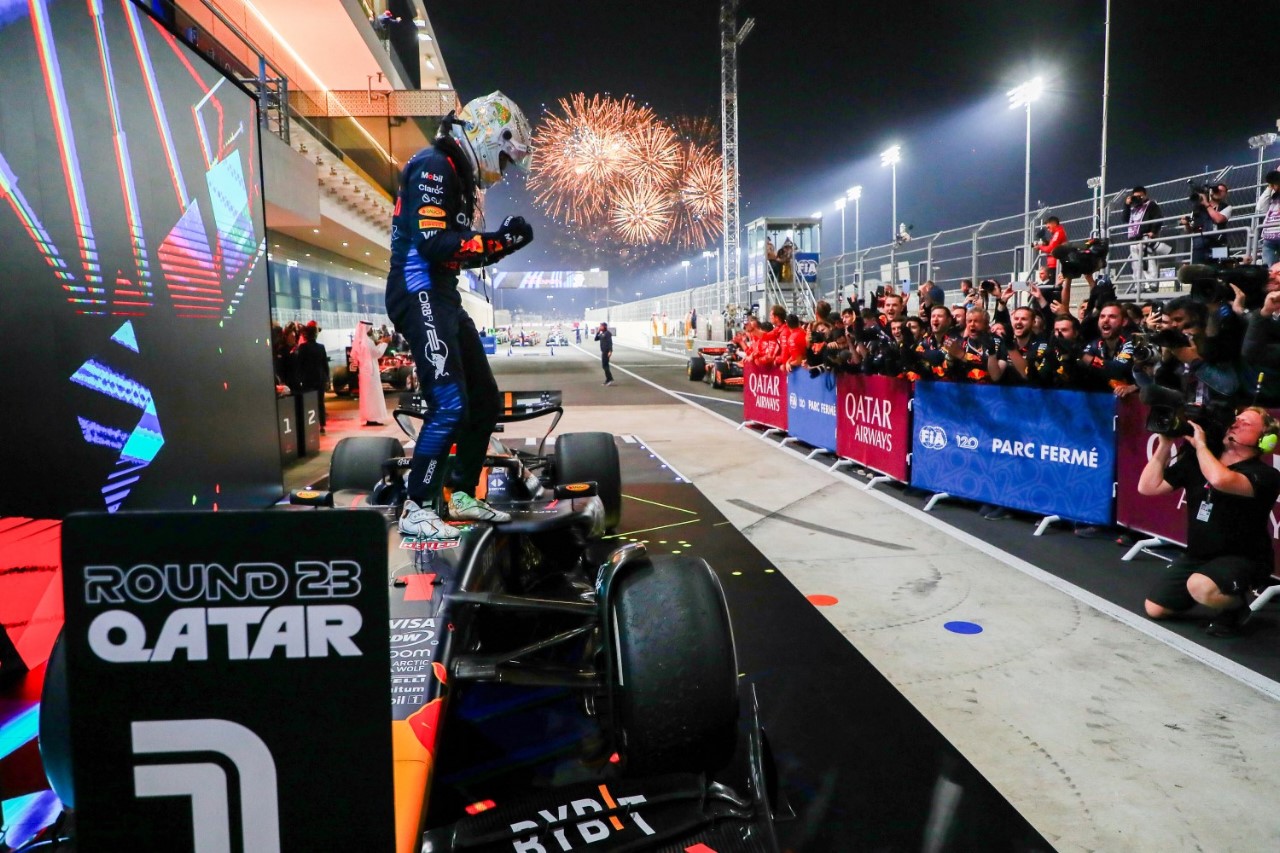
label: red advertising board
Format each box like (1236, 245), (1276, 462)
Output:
(835, 374), (913, 482)
(742, 362), (788, 430)
(1114, 396), (1188, 545)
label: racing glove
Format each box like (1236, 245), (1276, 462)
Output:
(485, 216), (535, 260)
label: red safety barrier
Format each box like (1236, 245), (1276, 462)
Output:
(742, 362), (788, 431)
(1115, 396), (1187, 545)
(835, 374), (913, 482)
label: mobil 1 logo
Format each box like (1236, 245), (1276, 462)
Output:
(61, 510), (395, 853)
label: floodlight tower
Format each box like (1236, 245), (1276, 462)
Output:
(721, 0), (753, 310)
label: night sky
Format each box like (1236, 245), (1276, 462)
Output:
(427, 1), (1278, 296)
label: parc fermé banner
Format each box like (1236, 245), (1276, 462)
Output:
(911, 384), (1117, 525)
(743, 361), (788, 430)
(835, 374), (913, 482)
(787, 369), (838, 452)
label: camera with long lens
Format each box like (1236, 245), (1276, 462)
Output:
(1130, 327), (1191, 366)
(1146, 400), (1233, 446)
(1187, 181), (1212, 206)
(1033, 225), (1049, 245)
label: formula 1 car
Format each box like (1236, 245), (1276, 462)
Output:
(313, 392), (777, 850)
(511, 329), (540, 347)
(687, 344), (746, 390)
(380, 352), (418, 391)
(544, 329), (569, 346)
(35, 391), (779, 853)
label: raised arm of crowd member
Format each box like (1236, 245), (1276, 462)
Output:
(1242, 269), (1280, 367)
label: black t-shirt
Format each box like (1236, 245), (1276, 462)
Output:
(1163, 450), (1280, 567)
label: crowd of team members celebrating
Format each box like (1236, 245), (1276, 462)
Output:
(733, 260), (1280, 410)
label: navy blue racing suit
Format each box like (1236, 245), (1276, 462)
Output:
(384, 135), (518, 507)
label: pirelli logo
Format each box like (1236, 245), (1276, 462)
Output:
(418, 218), (446, 230)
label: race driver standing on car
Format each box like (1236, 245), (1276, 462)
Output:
(385, 92), (535, 539)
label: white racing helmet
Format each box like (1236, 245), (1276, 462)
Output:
(450, 91), (532, 189)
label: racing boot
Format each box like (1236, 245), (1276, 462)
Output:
(446, 491), (512, 523)
(398, 500), (461, 540)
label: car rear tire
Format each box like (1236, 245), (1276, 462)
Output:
(555, 431), (622, 529)
(611, 557), (738, 776)
(711, 365), (724, 389)
(329, 436), (404, 493)
(39, 632), (74, 809)
(687, 355), (706, 381)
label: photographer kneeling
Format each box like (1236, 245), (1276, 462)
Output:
(1137, 408), (1280, 637)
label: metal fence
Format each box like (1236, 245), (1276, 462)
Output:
(594, 150), (1280, 326)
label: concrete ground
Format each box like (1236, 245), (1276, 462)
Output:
(297, 342), (1280, 851)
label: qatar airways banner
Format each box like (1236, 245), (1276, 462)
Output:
(787, 369), (838, 452)
(835, 374), (913, 482)
(1114, 397), (1189, 545)
(743, 362), (788, 430)
(911, 384), (1117, 525)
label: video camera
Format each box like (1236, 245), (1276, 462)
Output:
(1187, 181), (1213, 206)
(1177, 261), (1268, 309)
(1146, 399), (1234, 445)
(1033, 224), (1050, 245)
(1128, 327), (1190, 366)
(1051, 238), (1110, 279)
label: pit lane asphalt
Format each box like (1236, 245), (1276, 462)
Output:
(558, 340), (1280, 684)
(297, 342), (1280, 851)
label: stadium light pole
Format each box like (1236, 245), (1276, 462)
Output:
(1008, 76), (1044, 261)
(847, 185), (862, 257)
(681, 259), (690, 290)
(880, 146), (901, 289)
(834, 197), (846, 256)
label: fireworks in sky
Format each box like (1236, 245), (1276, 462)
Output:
(527, 93), (723, 261)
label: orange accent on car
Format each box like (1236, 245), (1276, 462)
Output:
(565, 483), (590, 492)
(597, 784), (624, 830)
(464, 799), (497, 815)
(432, 661), (448, 684)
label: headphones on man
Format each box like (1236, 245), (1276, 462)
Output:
(1253, 407), (1280, 453)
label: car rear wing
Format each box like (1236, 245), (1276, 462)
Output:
(394, 390), (564, 456)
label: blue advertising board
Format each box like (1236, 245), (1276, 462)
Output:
(911, 383), (1117, 524)
(795, 252), (820, 283)
(787, 368), (838, 452)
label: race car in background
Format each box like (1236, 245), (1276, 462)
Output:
(544, 328), (569, 346)
(687, 344), (745, 390)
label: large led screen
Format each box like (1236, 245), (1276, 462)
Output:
(0, 0), (282, 518)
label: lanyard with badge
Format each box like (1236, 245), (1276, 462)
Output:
(1196, 480), (1214, 523)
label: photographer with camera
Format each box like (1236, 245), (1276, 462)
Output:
(1238, 262), (1280, 404)
(1138, 407), (1280, 637)
(1124, 186), (1166, 290)
(1180, 181), (1232, 265)
(1253, 171), (1280, 267)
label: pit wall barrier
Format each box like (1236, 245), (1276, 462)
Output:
(742, 374), (1280, 583)
(744, 373), (1114, 524)
(911, 384), (1117, 527)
